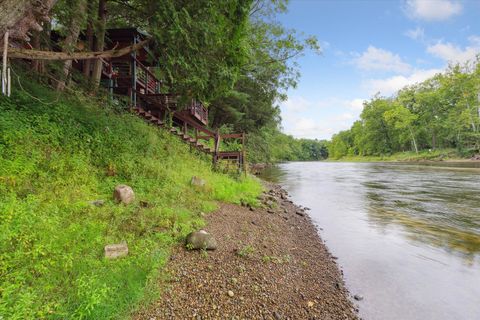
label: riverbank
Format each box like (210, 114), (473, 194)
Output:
(329, 148), (474, 162)
(135, 183), (358, 319)
(0, 77), (262, 319)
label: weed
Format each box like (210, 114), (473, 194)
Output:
(237, 245), (255, 258)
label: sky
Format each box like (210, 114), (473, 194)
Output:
(277, 0), (480, 140)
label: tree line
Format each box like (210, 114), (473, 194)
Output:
(328, 58), (480, 159)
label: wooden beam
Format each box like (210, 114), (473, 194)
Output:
(220, 133), (243, 139)
(4, 39), (150, 60)
(197, 135), (213, 140)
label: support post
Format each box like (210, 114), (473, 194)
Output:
(7, 67), (11, 97)
(242, 132), (247, 176)
(2, 31), (9, 96)
(131, 36), (137, 107)
(213, 129), (220, 167)
(145, 69), (149, 93)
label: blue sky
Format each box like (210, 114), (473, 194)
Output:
(277, 0), (480, 140)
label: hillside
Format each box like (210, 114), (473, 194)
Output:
(0, 74), (261, 319)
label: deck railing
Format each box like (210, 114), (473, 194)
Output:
(134, 58), (160, 94)
(189, 100), (208, 125)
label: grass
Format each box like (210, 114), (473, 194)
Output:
(0, 71), (262, 319)
(330, 149), (467, 162)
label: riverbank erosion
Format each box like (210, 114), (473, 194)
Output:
(136, 184), (358, 319)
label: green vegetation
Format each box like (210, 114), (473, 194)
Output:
(247, 128), (328, 163)
(328, 59), (480, 160)
(237, 244), (256, 258)
(0, 75), (261, 319)
(333, 149), (463, 162)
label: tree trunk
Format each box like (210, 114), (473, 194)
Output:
(31, 30), (41, 72)
(0, 0), (57, 44)
(82, 0), (95, 77)
(409, 126), (418, 154)
(57, 0), (87, 91)
(432, 130), (436, 150)
(91, 0), (107, 88)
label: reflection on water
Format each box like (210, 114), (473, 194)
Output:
(264, 162), (480, 320)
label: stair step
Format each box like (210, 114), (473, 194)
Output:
(169, 128), (178, 133)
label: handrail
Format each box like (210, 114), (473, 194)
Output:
(134, 56), (158, 81)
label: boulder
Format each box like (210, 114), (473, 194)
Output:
(185, 230), (217, 250)
(104, 242), (128, 259)
(113, 184), (135, 204)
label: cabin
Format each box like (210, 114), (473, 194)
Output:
(79, 28), (246, 173)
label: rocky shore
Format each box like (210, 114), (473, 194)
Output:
(135, 182), (359, 319)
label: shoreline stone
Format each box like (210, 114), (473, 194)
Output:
(104, 242), (128, 259)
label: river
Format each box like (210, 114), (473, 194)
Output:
(260, 162), (480, 320)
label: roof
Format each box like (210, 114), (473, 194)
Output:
(105, 28), (150, 43)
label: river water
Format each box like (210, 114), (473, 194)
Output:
(261, 162), (480, 320)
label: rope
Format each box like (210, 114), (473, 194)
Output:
(9, 66), (60, 105)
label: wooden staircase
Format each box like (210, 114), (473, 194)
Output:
(132, 106), (215, 155)
(101, 49), (246, 173)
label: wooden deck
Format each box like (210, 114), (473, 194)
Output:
(99, 30), (246, 173)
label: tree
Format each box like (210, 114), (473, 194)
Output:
(54, 0), (88, 90)
(359, 96), (396, 155)
(0, 0), (57, 43)
(91, 0), (107, 88)
(384, 103), (419, 153)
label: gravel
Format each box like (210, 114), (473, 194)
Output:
(134, 183), (358, 319)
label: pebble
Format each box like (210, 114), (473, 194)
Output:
(354, 294), (363, 301)
(228, 290), (234, 297)
(296, 210), (305, 216)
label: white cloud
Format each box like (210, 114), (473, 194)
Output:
(364, 68), (442, 96)
(281, 96), (311, 112)
(280, 97), (366, 139)
(404, 0), (462, 21)
(348, 98), (365, 111)
(405, 27), (425, 41)
(283, 115), (352, 140)
(427, 37), (480, 64)
(352, 46), (412, 74)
